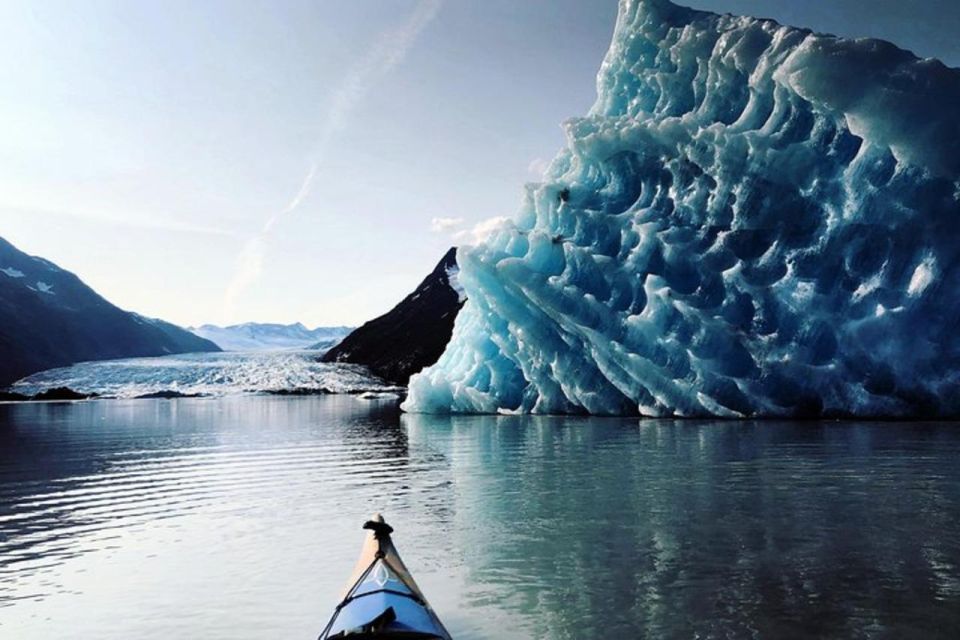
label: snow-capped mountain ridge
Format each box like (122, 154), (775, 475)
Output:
(189, 322), (353, 352)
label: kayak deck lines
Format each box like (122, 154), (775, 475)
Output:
(318, 515), (452, 639)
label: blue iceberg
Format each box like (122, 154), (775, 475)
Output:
(404, 0), (960, 417)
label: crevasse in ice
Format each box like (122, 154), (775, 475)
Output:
(403, 0), (960, 417)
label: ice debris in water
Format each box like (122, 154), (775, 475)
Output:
(11, 352), (401, 398)
(404, 0), (960, 418)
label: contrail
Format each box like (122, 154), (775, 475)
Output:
(224, 0), (443, 320)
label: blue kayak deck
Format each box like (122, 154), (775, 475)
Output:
(319, 518), (451, 640)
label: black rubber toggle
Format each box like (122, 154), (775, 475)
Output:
(363, 519), (394, 540)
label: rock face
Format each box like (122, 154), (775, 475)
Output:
(404, 0), (960, 417)
(0, 236), (220, 386)
(322, 248), (465, 385)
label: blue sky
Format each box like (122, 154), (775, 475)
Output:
(1, 0), (957, 327)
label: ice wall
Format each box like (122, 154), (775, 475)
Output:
(403, 0), (960, 417)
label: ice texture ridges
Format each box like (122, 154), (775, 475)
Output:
(403, 0), (960, 417)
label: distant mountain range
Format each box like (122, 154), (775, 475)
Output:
(0, 236), (219, 387)
(188, 323), (353, 352)
(323, 248), (464, 385)
(0, 234), (462, 390)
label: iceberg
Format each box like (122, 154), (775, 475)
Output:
(403, 0), (960, 417)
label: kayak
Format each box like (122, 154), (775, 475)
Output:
(318, 515), (452, 639)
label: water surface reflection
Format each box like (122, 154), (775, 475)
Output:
(1, 399), (958, 639)
(405, 414), (960, 638)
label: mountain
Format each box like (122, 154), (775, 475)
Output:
(403, 0), (960, 417)
(188, 322), (353, 352)
(0, 236), (220, 387)
(322, 248), (465, 385)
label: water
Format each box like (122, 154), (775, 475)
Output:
(1, 397), (959, 639)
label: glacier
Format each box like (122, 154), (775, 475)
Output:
(403, 0), (960, 418)
(11, 352), (401, 399)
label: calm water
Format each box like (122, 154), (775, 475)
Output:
(1, 397), (959, 639)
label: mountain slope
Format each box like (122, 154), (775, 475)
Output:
(0, 236), (219, 386)
(189, 322), (352, 351)
(322, 248), (464, 385)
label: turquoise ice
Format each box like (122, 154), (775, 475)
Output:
(404, 0), (960, 417)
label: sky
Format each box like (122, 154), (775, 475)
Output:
(1, 0), (958, 328)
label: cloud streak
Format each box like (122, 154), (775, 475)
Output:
(430, 216), (464, 233)
(527, 156), (551, 177)
(2, 202), (235, 237)
(429, 214), (514, 245)
(453, 216), (513, 244)
(223, 0), (444, 321)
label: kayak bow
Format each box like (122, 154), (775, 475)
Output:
(318, 515), (452, 639)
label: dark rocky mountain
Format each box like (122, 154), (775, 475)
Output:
(322, 247), (464, 385)
(0, 236), (219, 386)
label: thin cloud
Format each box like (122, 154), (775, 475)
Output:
(453, 216), (513, 245)
(223, 0), (444, 321)
(1, 202), (235, 237)
(527, 156), (551, 177)
(430, 216), (464, 233)
(223, 236), (265, 321)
